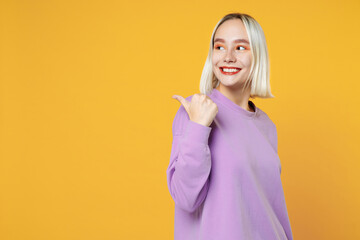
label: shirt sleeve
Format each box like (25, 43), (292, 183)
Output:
(273, 123), (278, 154)
(272, 123), (282, 174)
(166, 105), (212, 213)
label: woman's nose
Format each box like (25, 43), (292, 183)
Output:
(224, 49), (236, 62)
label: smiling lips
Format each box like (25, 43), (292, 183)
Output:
(219, 66), (241, 75)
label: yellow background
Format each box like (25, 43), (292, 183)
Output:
(1, 0), (359, 239)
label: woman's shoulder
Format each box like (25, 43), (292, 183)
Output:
(256, 107), (277, 129)
(255, 107), (278, 151)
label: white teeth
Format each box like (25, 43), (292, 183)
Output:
(222, 68), (240, 72)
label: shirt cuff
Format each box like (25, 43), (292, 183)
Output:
(183, 120), (212, 144)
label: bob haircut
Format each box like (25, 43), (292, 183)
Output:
(200, 13), (274, 99)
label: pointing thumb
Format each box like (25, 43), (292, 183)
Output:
(172, 95), (190, 114)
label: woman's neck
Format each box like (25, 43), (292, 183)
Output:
(215, 84), (253, 112)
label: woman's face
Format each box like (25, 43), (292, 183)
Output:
(212, 19), (252, 89)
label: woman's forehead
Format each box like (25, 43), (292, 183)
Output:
(215, 19), (247, 37)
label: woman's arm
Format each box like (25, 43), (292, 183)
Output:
(166, 105), (212, 213)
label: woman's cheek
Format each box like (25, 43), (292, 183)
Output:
(212, 54), (222, 65)
(244, 53), (252, 65)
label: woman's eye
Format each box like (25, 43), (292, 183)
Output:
(215, 46), (224, 50)
(237, 46), (246, 50)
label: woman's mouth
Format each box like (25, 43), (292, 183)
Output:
(219, 67), (241, 75)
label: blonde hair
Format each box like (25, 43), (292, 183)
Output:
(199, 13), (274, 99)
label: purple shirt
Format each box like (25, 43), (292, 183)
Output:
(166, 88), (293, 240)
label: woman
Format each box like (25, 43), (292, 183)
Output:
(166, 13), (293, 240)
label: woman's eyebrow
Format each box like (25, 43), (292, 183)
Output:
(214, 38), (250, 44)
